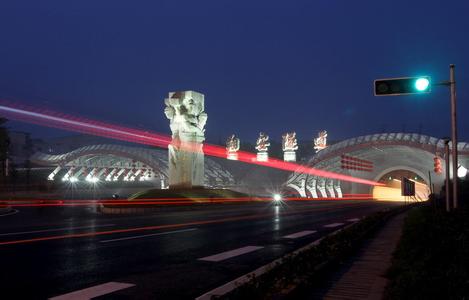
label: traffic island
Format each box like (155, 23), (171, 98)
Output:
(0, 202), (13, 215)
(99, 188), (253, 214)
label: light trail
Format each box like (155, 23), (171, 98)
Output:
(0, 203), (374, 246)
(0, 100), (383, 186)
(0, 196), (373, 208)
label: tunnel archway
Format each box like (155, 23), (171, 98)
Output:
(372, 168), (430, 201)
(285, 133), (468, 199)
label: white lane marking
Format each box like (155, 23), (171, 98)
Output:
(0, 209), (19, 217)
(347, 218), (360, 222)
(0, 224), (116, 237)
(283, 230), (317, 239)
(100, 228), (197, 243)
(324, 223), (344, 228)
(199, 246), (264, 262)
(49, 281), (135, 300)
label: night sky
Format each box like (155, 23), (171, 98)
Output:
(1, 0), (468, 144)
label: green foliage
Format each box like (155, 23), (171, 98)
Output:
(0, 118), (9, 159)
(385, 205), (469, 299)
(0, 118), (10, 181)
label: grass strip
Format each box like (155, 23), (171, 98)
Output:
(385, 205), (469, 299)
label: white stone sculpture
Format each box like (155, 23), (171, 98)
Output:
(282, 132), (298, 162)
(164, 91), (207, 188)
(256, 132), (270, 162)
(226, 134), (240, 160)
(314, 130), (328, 153)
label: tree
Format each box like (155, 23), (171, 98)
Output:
(23, 133), (33, 187)
(0, 118), (10, 184)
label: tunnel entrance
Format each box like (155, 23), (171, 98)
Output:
(372, 170), (430, 201)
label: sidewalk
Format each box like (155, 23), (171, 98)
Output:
(312, 211), (408, 300)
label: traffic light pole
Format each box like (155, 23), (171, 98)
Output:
(435, 65), (459, 209)
(374, 65), (459, 209)
(449, 64), (458, 209)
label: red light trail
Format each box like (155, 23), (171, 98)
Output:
(0, 100), (383, 186)
(0, 203), (374, 246)
(0, 195), (374, 208)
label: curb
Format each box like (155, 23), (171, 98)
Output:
(0, 207), (17, 216)
(99, 205), (161, 214)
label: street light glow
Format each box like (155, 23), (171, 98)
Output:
(415, 77), (430, 91)
(458, 165), (468, 178)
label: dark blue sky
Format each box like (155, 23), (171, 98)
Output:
(1, 0), (468, 143)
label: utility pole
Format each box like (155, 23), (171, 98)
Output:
(449, 65), (458, 209)
(444, 140), (451, 212)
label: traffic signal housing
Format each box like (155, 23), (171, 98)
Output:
(374, 76), (431, 96)
(434, 156), (442, 174)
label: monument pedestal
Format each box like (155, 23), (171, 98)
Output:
(227, 152), (238, 160)
(283, 151), (296, 162)
(168, 133), (205, 189)
(257, 152), (269, 162)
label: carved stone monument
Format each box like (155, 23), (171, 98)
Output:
(255, 132), (270, 162)
(164, 91), (207, 188)
(282, 132), (298, 162)
(226, 134), (240, 160)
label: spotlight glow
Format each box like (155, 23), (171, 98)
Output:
(458, 165), (468, 178)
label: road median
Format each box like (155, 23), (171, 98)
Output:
(198, 203), (412, 300)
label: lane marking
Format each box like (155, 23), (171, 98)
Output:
(49, 281), (135, 300)
(324, 223), (344, 228)
(283, 230), (317, 239)
(199, 246), (264, 262)
(347, 218), (360, 222)
(100, 228), (197, 243)
(0, 224), (116, 237)
(0, 209), (19, 217)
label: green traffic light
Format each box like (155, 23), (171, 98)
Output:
(415, 77), (430, 91)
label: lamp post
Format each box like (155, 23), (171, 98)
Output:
(444, 139), (451, 212)
(449, 65), (458, 209)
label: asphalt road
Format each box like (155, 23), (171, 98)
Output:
(0, 200), (402, 299)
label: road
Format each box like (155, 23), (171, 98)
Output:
(0, 200), (402, 299)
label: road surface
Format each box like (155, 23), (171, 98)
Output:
(0, 200), (402, 299)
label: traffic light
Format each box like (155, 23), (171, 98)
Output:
(434, 156), (442, 174)
(374, 76), (431, 96)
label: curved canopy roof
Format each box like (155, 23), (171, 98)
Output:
(31, 144), (235, 186)
(309, 133), (469, 168)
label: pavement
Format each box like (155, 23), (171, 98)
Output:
(0, 200), (402, 299)
(310, 209), (408, 300)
